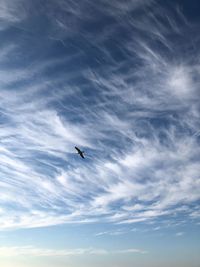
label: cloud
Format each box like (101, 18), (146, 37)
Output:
(0, 246), (147, 257)
(0, 0), (29, 30)
(175, 232), (184, 237)
(95, 229), (127, 236)
(0, 0), (199, 230)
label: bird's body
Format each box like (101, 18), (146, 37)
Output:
(75, 146), (85, 158)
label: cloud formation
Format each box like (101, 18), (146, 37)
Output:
(0, 246), (147, 257)
(0, 0), (199, 230)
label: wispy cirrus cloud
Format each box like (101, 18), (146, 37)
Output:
(0, 246), (147, 257)
(95, 229), (128, 236)
(0, 0), (199, 231)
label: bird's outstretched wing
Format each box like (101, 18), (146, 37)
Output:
(80, 153), (85, 159)
(75, 146), (81, 153)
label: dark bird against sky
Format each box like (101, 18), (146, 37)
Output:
(75, 146), (85, 158)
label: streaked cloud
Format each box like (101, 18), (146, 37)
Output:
(0, 0), (199, 231)
(0, 246), (147, 257)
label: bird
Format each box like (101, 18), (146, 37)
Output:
(75, 146), (85, 158)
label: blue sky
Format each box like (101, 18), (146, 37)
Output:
(0, 0), (200, 266)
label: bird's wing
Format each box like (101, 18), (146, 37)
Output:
(75, 146), (80, 153)
(80, 153), (85, 158)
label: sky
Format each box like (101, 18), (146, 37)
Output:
(0, 0), (200, 266)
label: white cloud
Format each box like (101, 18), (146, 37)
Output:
(167, 65), (196, 99)
(175, 232), (184, 237)
(0, 0), (199, 230)
(95, 229), (127, 236)
(0, 246), (147, 257)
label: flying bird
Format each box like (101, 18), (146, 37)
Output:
(75, 146), (85, 158)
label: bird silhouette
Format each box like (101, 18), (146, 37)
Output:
(75, 146), (85, 158)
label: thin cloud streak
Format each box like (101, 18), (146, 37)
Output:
(0, 246), (148, 257)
